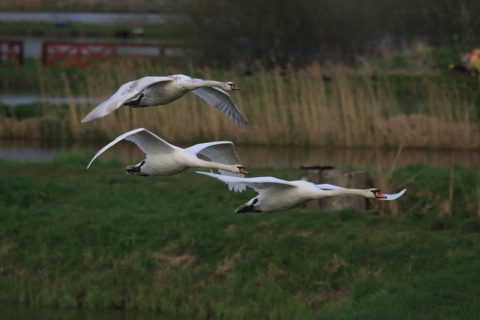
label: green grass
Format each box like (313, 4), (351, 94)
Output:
(1, 157), (480, 318)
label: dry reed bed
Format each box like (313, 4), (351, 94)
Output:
(1, 63), (478, 149)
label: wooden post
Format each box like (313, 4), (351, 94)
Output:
(301, 165), (369, 211)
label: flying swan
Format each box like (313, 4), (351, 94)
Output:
(81, 74), (252, 129)
(87, 128), (249, 179)
(197, 172), (407, 213)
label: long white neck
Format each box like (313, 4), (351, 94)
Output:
(188, 80), (226, 90)
(190, 157), (238, 173)
(313, 188), (371, 199)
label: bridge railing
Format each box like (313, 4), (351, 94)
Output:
(42, 41), (189, 67)
(0, 40), (23, 66)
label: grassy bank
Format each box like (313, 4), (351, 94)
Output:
(1, 157), (480, 318)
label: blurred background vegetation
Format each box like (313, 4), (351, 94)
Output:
(174, 0), (480, 68)
(1, 0), (480, 147)
(2, 0), (480, 68)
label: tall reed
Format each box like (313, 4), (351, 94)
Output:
(1, 61), (478, 150)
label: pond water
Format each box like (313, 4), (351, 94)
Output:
(0, 93), (102, 106)
(0, 11), (170, 25)
(0, 138), (477, 169)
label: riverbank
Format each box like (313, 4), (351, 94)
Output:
(2, 137), (480, 168)
(1, 158), (480, 318)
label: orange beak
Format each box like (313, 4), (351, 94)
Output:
(239, 167), (249, 175)
(374, 191), (387, 199)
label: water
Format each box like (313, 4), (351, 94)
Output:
(0, 93), (102, 106)
(0, 139), (477, 169)
(0, 11), (171, 25)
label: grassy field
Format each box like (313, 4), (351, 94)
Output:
(1, 157), (480, 319)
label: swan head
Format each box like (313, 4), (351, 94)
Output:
(366, 188), (387, 199)
(236, 165), (249, 175)
(126, 160), (149, 176)
(226, 82), (240, 91)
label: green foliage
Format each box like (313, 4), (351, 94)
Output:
(0, 104), (45, 119)
(0, 160), (479, 318)
(391, 164), (480, 216)
(174, 0), (480, 67)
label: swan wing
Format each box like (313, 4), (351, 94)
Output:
(187, 141), (246, 190)
(186, 141), (242, 170)
(87, 128), (177, 169)
(378, 189), (407, 201)
(197, 171), (297, 193)
(81, 76), (173, 122)
(191, 86), (252, 130)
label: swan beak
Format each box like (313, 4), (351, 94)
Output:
(230, 83), (240, 90)
(374, 191), (387, 199)
(238, 166), (249, 175)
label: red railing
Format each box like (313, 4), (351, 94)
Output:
(0, 40), (23, 66)
(42, 41), (188, 67)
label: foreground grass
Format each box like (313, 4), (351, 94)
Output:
(1, 157), (480, 319)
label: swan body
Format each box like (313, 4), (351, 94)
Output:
(81, 74), (252, 129)
(197, 172), (406, 213)
(88, 128), (249, 180)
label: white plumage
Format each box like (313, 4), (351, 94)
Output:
(88, 128), (248, 183)
(81, 74), (252, 129)
(197, 172), (407, 213)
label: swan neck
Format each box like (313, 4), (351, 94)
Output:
(314, 188), (367, 198)
(191, 80), (224, 89)
(193, 158), (234, 172)
(205, 162), (233, 172)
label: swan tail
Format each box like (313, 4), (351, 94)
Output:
(235, 198), (259, 213)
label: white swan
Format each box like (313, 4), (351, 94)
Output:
(87, 128), (249, 178)
(81, 74), (252, 129)
(197, 172), (406, 213)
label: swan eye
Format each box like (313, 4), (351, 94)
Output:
(229, 82), (240, 90)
